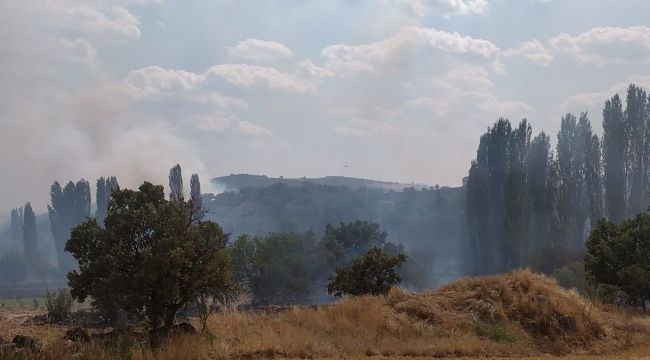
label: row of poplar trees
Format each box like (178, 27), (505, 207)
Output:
(9, 177), (119, 276)
(467, 84), (650, 275)
(10, 164), (201, 278)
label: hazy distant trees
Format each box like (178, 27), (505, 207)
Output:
(231, 221), (408, 304)
(602, 94), (626, 223)
(319, 220), (398, 268)
(22, 202), (37, 263)
(624, 85), (649, 217)
(467, 119), (524, 274)
(95, 176), (119, 225)
(10, 207), (23, 243)
(0, 253), (27, 287)
(231, 232), (315, 305)
(169, 164), (183, 201)
(467, 83), (650, 275)
(602, 85), (650, 222)
(66, 182), (234, 329)
(526, 132), (554, 254)
(556, 113), (602, 252)
(48, 179), (91, 275)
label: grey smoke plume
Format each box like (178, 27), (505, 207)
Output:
(0, 1), (207, 214)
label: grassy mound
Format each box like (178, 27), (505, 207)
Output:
(1, 269), (648, 359)
(206, 269), (645, 358)
(389, 269), (607, 354)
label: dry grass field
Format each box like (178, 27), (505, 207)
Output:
(1, 270), (649, 359)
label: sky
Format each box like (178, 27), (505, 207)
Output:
(2, 0), (650, 214)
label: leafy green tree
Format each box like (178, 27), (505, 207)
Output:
(22, 202), (37, 263)
(327, 246), (406, 297)
(585, 214), (650, 308)
(66, 182), (234, 329)
(48, 179), (91, 275)
(169, 164), (183, 201)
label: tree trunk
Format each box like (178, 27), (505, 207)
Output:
(165, 304), (181, 327)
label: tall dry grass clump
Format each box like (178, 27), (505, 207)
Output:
(206, 294), (528, 358)
(388, 269), (607, 353)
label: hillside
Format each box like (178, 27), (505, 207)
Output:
(211, 174), (431, 192)
(203, 181), (468, 288)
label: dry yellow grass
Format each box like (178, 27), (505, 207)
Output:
(1, 269), (649, 359)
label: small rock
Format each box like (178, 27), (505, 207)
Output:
(64, 327), (91, 343)
(12, 335), (38, 349)
(536, 294), (550, 304)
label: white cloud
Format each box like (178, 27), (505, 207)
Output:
(122, 66), (201, 98)
(321, 27), (502, 75)
(563, 75), (650, 116)
(550, 26), (650, 65)
(391, 0), (489, 17)
(504, 39), (554, 66)
(41, 0), (149, 40)
(196, 115), (273, 137)
(332, 108), (404, 138)
(408, 65), (535, 118)
(228, 38), (294, 61)
(206, 64), (315, 93)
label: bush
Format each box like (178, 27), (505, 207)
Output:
(586, 215), (650, 308)
(552, 261), (586, 293)
(45, 289), (73, 323)
(327, 246), (406, 297)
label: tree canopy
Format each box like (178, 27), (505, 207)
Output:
(327, 246), (406, 297)
(585, 214), (650, 308)
(66, 181), (234, 329)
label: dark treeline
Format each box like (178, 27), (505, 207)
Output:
(467, 84), (650, 275)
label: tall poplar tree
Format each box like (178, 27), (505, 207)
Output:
(602, 94), (627, 222)
(22, 202), (37, 263)
(10, 207), (23, 243)
(169, 164), (183, 201)
(624, 84), (649, 217)
(190, 173), (202, 212)
(48, 179), (91, 275)
(96, 176), (119, 224)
